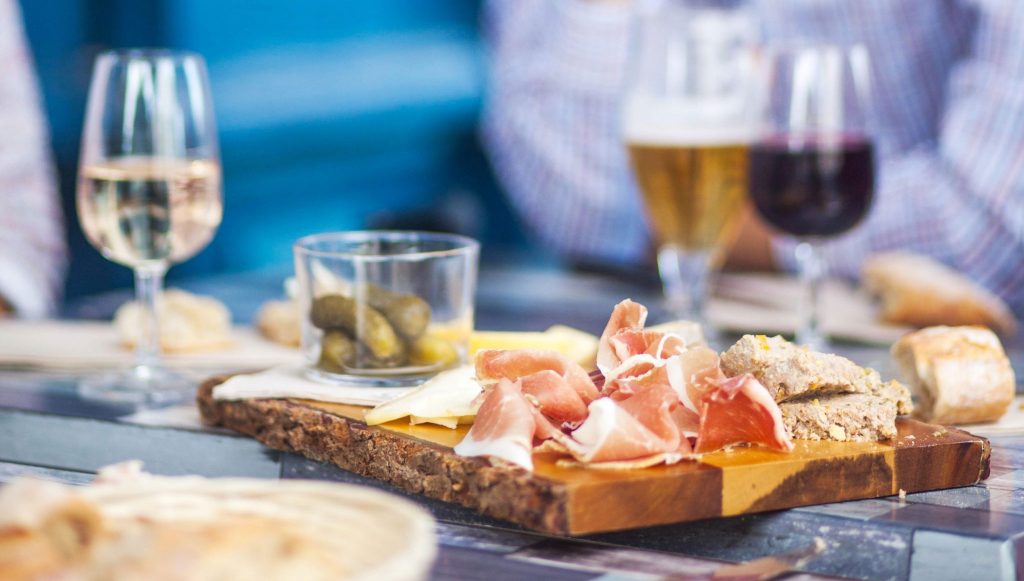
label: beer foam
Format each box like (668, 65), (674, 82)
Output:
(622, 93), (756, 146)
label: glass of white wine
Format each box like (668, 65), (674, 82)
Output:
(77, 49), (222, 405)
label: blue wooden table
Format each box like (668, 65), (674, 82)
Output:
(3, 266), (1022, 581)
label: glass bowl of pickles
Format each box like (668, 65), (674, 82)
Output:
(294, 231), (479, 386)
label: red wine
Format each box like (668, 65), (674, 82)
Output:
(749, 136), (874, 237)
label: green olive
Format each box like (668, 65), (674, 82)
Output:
(408, 334), (459, 368)
(309, 295), (403, 360)
(318, 330), (356, 373)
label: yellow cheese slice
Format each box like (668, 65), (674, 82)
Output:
(470, 326), (598, 369)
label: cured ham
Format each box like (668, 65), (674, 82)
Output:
(596, 300), (647, 375)
(454, 299), (798, 472)
(476, 349), (599, 403)
(607, 330), (688, 372)
(530, 406), (565, 442)
(695, 374), (794, 454)
(670, 345), (724, 411)
(453, 379), (536, 470)
(519, 370), (588, 425)
(670, 405), (700, 441)
(557, 398), (676, 463)
(605, 346), (720, 415)
(617, 381), (691, 453)
(602, 354), (660, 399)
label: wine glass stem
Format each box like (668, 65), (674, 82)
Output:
(134, 265), (166, 375)
(794, 241), (826, 350)
(657, 243), (713, 331)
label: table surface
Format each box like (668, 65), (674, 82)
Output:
(4, 266), (1024, 581)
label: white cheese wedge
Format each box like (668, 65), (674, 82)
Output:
(409, 416), (459, 429)
(364, 366), (482, 427)
(408, 416), (475, 428)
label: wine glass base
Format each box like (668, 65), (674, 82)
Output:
(78, 366), (195, 407)
(795, 328), (828, 352)
(698, 321), (724, 351)
(305, 366), (439, 388)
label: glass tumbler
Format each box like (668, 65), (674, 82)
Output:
(294, 231), (479, 387)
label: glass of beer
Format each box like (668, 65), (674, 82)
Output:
(623, 0), (758, 334)
(77, 50), (222, 405)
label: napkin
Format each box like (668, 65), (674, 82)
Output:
(0, 321), (302, 371)
(959, 395), (1024, 437)
(709, 273), (912, 345)
(212, 365), (413, 407)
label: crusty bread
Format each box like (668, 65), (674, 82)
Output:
(780, 393), (897, 442)
(891, 326), (1016, 424)
(114, 289), (233, 353)
(257, 299), (301, 347)
(863, 251), (1017, 335)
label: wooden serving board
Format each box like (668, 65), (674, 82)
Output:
(197, 378), (991, 536)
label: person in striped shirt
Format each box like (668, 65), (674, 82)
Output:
(0, 0), (65, 318)
(482, 0), (1024, 313)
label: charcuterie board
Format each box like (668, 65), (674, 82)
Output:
(197, 377), (990, 536)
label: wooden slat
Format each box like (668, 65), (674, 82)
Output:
(197, 378), (991, 535)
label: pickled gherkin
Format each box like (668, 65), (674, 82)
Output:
(318, 330), (356, 373)
(408, 334), (459, 368)
(361, 347), (408, 369)
(356, 285), (431, 340)
(310, 295), (403, 360)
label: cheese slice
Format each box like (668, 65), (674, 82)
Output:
(471, 326), (598, 368)
(364, 366), (482, 427)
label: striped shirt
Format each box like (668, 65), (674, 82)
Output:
(482, 0), (1024, 312)
(0, 0), (65, 317)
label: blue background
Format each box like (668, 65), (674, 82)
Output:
(20, 0), (531, 299)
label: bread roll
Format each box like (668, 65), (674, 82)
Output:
(257, 299), (301, 347)
(891, 326), (1015, 424)
(863, 252), (1017, 335)
(115, 289), (232, 353)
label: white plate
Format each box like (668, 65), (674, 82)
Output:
(81, 475), (437, 581)
(0, 320), (302, 371)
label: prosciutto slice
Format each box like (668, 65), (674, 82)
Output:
(519, 370), (588, 425)
(453, 379), (536, 470)
(608, 330), (688, 369)
(670, 345), (724, 412)
(617, 382), (692, 454)
(596, 299), (647, 375)
(605, 346), (719, 414)
(695, 374), (794, 454)
(602, 354), (660, 399)
(476, 349), (599, 403)
(530, 406), (565, 442)
(671, 405), (700, 441)
(559, 398), (674, 463)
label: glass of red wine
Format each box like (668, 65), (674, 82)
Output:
(749, 44), (874, 349)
